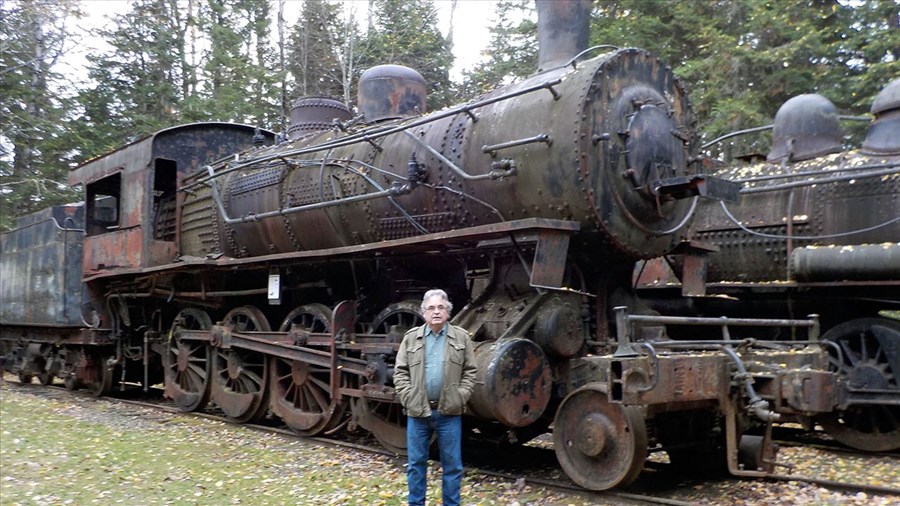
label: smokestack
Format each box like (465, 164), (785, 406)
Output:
(536, 0), (592, 72)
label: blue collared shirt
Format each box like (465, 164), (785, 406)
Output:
(424, 324), (447, 401)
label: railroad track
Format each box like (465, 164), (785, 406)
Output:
(4, 379), (899, 503)
(770, 425), (900, 459)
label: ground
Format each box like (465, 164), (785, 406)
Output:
(1, 381), (897, 505)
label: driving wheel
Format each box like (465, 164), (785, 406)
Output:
(351, 301), (426, 453)
(164, 308), (213, 412)
(211, 306), (270, 422)
(553, 383), (647, 490)
(819, 317), (900, 451)
(270, 304), (346, 435)
(352, 397), (409, 454)
(370, 300), (424, 340)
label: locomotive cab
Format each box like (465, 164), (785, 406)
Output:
(69, 123), (274, 274)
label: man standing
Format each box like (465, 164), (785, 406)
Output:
(393, 289), (477, 506)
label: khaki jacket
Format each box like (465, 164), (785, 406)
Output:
(393, 323), (477, 418)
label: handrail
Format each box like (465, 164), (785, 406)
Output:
(182, 77), (564, 190)
(204, 165), (413, 225)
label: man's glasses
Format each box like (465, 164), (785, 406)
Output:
(425, 305), (447, 312)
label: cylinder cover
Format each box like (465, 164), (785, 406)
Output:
(468, 338), (552, 427)
(534, 298), (584, 358)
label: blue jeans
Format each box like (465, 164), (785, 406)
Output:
(406, 412), (463, 506)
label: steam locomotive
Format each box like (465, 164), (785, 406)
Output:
(2, 0), (897, 491)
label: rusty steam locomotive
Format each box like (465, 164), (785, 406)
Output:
(2, 0), (898, 491)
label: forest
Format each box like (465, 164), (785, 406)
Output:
(1, 0), (898, 231)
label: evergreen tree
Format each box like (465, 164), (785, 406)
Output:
(830, 0), (900, 112)
(0, 0), (83, 231)
(286, 0), (345, 101)
(458, 0), (537, 97)
(76, 0), (185, 144)
(358, 0), (454, 111)
(195, 0), (280, 128)
(587, 0), (893, 160)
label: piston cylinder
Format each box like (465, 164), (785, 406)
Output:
(467, 338), (552, 427)
(533, 297), (584, 358)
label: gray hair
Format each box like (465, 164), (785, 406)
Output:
(420, 289), (453, 314)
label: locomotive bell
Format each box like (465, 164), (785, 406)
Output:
(767, 94), (843, 162)
(358, 65), (427, 123)
(287, 96), (352, 140)
(467, 338), (552, 427)
(862, 78), (900, 155)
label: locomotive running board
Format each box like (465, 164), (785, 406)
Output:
(82, 218), (581, 288)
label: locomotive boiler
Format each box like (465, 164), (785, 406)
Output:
(2, 0), (898, 492)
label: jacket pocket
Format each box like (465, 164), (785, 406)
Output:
(443, 385), (466, 415)
(447, 343), (465, 363)
(397, 350), (420, 404)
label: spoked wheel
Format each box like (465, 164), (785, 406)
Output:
(270, 304), (346, 436)
(62, 348), (81, 391)
(84, 354), (115, 397)
(57, 348), (113, 396)
(352, 397), (409, 454)
(37, 349), (58, 386)
(14, 345), (33, 384)
(553, 383), (648, 490)
(819, 317), (900, 452)
(280, 303), (332, 336)
(38, 362), (56, 386)
(164, 308), (213, 412)
(211, 306), (270, 422)
(370, 300), (424, 341)
(351, 301), (426, 454)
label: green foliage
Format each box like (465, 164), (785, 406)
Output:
(829, 0), (900, 111)
(76, 0), (184, 147)
(2, 0), (897, 230)
(195, 0), (281, 128)
(458, 0), (537, 98)
(286, 0), (346, 101)
(358, 0), (455, 111)
(0, 0), (83, 231)
(583, 0), (900, 160)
